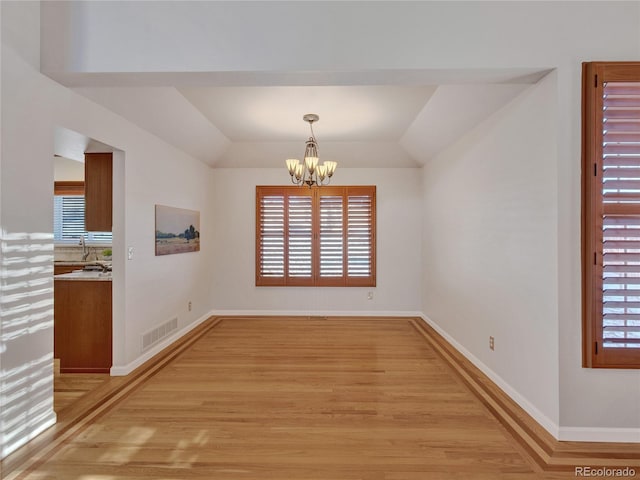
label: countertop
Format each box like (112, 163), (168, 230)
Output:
(54, 260), (110, 266)
(54, 270), (112, 281)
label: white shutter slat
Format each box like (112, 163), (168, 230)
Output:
(602, 208), (640, 349)
(319, 195), (343, 278)
(601, 80), (640, 352)
(602, 121), (640, 133)
(259, 195), (285, 278)
(288, 195), (312, 278)
(347, 194), (373, 278)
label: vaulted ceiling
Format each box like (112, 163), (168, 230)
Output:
(68, 81), (535, 168)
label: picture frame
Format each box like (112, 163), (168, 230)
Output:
(155, 205), (200, 256)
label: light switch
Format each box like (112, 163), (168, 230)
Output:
(127, 246), (134, 260)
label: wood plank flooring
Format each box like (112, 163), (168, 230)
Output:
(54, 373), (110, 414)
(4, 317), (639, 479)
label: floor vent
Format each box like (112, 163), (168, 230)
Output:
(141, 317), (178, 352)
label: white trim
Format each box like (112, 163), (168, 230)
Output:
(209, 309), (423, 318)
(558, 427), (640, 443)
(110, 310), (214, 376)
(418, 313), (561, 440)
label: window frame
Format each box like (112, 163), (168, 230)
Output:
(53, 181), (113, 246)
(582, 61), (640, 368)
(255, 185), (376, 287)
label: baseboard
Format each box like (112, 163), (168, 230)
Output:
(418, 313), (560, 440)
(210, 309), (423, 318)
(110, 309), (215, 376)
(412, 316), (640, 470)
(418, 313), (640, 445)
(558, 427), (640, 443)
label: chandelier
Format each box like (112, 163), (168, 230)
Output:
(285, 114), (337, 187)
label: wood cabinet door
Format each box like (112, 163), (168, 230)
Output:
(54, 280), (112, 373)
(84, 153), (112, 232)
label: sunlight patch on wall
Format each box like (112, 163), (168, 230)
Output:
(0, 231), (56, 459)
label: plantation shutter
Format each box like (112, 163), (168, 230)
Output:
(318, 188), (344, 285)
(256, 187), (313, 286)
(347, 187), (375, 285)
(256, 191), (285, 284)
(287, 192), (313, 284)
(315, 186), (377, 286)
(256, 185), (375, 287)
(583, 62), (640, 367)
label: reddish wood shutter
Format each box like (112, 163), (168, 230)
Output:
(347, 187), (376, 286)
(256, 186), (376, 287)
(256, 189), (286, 285)
(583, 62), (640, 368)
(287, 191), (314, 285)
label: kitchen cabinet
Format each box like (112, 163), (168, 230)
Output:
(84, 152), (112, 232)
(54, 278), (112, 373)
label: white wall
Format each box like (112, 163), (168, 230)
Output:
(422, 74), (560, 431)
(0, 44), (215, 458)
(53, 156), (84, 181)
(211, 168), (422, 316)
(39, 2), (640, 75)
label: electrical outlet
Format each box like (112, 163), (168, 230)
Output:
(489, 336), (495, 351)
(127, 246), (134, 260)
(188, 301), (192, 312)
(367, 291), (374, 300)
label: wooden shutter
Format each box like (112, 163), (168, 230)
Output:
(287, 191), (313, 285)
(256, 187), (313, 286)
(256, 185), (376, 287)
(347, 187), (376, 286)
(256, 189), (285, 285)
(317, 187), (345, 286)
(583, 62), (640, 368)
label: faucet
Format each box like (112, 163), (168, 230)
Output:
(79, 236), (90, 261)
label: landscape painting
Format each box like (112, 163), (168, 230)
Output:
(155, 205), (200, 256)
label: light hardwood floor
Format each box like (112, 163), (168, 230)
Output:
(3, 317), (639, 479)
(54, 373), (110, 414)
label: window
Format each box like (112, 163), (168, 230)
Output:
(54, 182), (112, 245)
(256, 185), (376, 286)
(582, 62), (640, 368)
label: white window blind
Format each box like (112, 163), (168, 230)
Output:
(53, 195), (112, 244)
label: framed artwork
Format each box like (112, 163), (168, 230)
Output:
(155, 205), (200, 256)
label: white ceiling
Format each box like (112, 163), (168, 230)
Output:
(69, 74), (543, 168)
(178, 86), (438, 141)
(54, 126), (116, 162)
